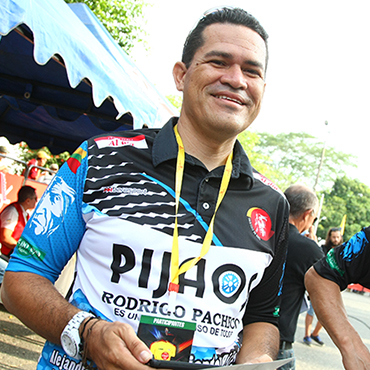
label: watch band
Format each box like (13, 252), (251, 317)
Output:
(61, 311), (94, 359)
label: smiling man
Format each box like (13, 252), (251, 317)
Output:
(173, 22), (266, 172)
(2, 8), (289, 370)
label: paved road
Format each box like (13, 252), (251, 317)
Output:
(0, 304), (43, 370)
(292, 290), (370, 370)
(0, 290), (369, 369)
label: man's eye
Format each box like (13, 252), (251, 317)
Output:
(244, 69), (263, 78)
(210, 60), (225, 66)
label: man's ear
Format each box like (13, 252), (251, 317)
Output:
(302, 209), (313, 223)
(172, 61), (187, 92)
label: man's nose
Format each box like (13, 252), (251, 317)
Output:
(220, 64), (248, 90)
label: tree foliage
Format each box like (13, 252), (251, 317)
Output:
(64, 0), (148, 53)
(317, 177), (370, 241)
(14, 143), (70, 175)
(251, 132), (356, 191)
(166, 95), (182, 111)
(238, 130), (282, 182)
(238, 131), (370, 243)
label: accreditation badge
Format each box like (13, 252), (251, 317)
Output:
(137, 315), (196, 362)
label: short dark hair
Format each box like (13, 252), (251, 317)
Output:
(182, 7), (269, 70)
(18, 185), (36, 203)
(284, 184), (318, 219)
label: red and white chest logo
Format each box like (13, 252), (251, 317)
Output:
(95, 135), (148, 149)
(247, 207), (275, 241)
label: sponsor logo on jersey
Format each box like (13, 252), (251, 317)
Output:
(246, 207), (275, 241)
(103, 186), (148, 195)
(95, 135), (148, 149)
(17, 236), (46, 261)
(253, 172), (283, 195)
(273, 306), (280, 317)
(326, 249), (345, 276)
(67, 147), (87, 174)
(220, 272), (241, 297)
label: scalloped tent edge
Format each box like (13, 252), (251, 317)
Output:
(0, 0), (178, 154)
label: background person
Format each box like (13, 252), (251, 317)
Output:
(322, 227), (343, 255)
(23, 150), (50, 180)
(303, 303), (324, 346)
(38, 163), (59, 184)
(0, 185), (37, 284)
(305, 226), (370, 370)
(277, 184), (324, 369)
(2, 7), (289, 370)
(303, 226), (343, 346)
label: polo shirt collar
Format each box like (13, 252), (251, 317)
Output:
(152, 117), (254, 188)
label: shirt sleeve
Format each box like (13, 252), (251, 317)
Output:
(314, 226), (370, 291)
(242, 196), (290, 327)
(6, 142), (89, 283)
(0, 206), (18, 230)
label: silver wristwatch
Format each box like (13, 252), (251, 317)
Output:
(60, 311), (94, 359)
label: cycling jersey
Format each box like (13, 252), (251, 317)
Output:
(8, 118), (289, 369)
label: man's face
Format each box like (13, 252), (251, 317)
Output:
(174, 23), (266, 140)
(330, 231), (342, 246)
(26, 193), (38, 211)
(37, 157), (47, 167)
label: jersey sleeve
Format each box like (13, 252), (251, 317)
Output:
(242, 195), (290, 327)
(6, 142), (89, 283)
(314, 226), (370, 291)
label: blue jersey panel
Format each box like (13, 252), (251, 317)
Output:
(6, 142), (89, 283)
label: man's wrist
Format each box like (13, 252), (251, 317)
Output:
(60, 311), (95, 359)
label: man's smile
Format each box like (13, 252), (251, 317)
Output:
(213, 94), (245, 106)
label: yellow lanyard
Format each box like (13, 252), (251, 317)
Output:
(169, 125), (233, 293)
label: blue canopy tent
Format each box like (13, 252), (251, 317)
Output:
(0, 0), (177, 154)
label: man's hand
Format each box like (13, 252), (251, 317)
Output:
(341, 344), (370, 370)
(82, 319), (152, 369)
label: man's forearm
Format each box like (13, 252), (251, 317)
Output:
(236, 322), (279, 364)
(305, 267), (349, 347)
(305, 267), (370, 369)
(1, 271), (79, 344)
(2, 271), (153, 369)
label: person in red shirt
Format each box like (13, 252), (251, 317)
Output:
(0, 185), (37, 284)
(25, 150), (50, 180)
(0, 186), (37, 257)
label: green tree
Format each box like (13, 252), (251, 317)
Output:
(166, 95), (182, 111)
(317, 176), (370, 241)
(64, 0), (148, 53)
(15, 143), (70, 175)
(252, 132), (356, 191)
(238, 130), (283, 183)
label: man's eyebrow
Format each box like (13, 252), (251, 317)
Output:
(204, 50), (233, 59)
(204, 50), (265, 70)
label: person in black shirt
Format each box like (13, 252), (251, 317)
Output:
(277, 184), (324, 370)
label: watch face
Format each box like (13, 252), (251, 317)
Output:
(61, 333), (78, 357)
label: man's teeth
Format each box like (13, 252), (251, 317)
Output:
(216, 95), (243, 105)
